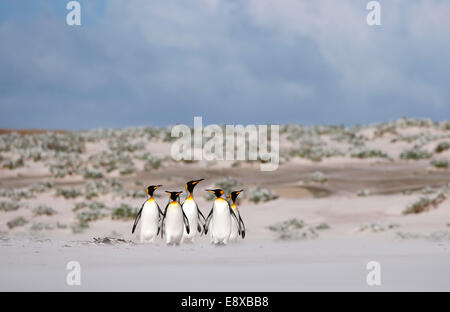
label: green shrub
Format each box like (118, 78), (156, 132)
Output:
(74, 201), (109, 223)
(350, 149), (388, 159)
(431, 159), (449, 169)
(357, 189), (372, 197)
(3, 157), (24, 169)
(315, 222), (331, 230)
(435, 142), (450, 153)
(77, 210), (108, 223)
(403, 192), (446, 214)
(56, 188), (82, 199)
(124, 189), (147, 198)
(30, 222), (55, 231)
(56, 222), (68, 229)
(111, 204), (138, 220)
(247, 188), (278, 203)
(84, 179), (123, 199)
(33, 205), (57, 216)
(310, 171), (328, 183)
(287, 146), (344, 162)
(7, 216), (28, 229)
(71, 221), (89, 234)
(28, 182), (53, 193)
(73, 202), (88, 212)
(119, 166), (136, 176)
(400, 148), (432, 160)
(357, 223), (400, 232)
(0, 201), (20, 212)
(143, 156), (163, 171)
(82, 169), (104, 179)
(267, 218), (318, 240)
(50, 165), (68, 178)
(43, 133), (85, 153)
(85, 181), (103, 200)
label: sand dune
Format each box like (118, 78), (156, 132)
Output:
(1, 119), (449, 291)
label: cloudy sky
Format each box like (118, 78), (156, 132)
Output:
(0, 0), (449, 129)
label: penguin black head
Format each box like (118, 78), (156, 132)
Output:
(186, 178), (204, 194)
(229, 189), (244, 203)
(165, 191), (182, 201)
(206, 189), (225, 198)
(146, 185), (162, 197)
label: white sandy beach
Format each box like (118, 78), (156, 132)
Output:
(1, 238), (449, 291)
(1, 120), (449, 291)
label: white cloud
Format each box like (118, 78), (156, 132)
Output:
(0, 0), (448, 128)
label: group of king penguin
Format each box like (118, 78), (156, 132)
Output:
(131, 179), (246, 245)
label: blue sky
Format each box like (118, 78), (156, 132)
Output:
(0, 0), (449, 129)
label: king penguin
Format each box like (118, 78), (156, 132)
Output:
(204, 189), (240, 245)
(132, 185), (163, 243)
(229, 190), (246, 242)
(161, 191), (190, 245)
(181, 178), (205, 244)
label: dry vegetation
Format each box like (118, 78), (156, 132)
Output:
(0, 118), (449, 238)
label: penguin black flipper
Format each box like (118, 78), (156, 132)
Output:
(239, 214), (246, 239)
(230, 208), (241, 234)
(198, 208), (206, 223)
(182, 209), (190, 234)
(160, 202), (169, 238)
(156, 202), (163, 236)
(158, 203), (164, 217)
(204, 208), (213, 234)
(131, 201), (145, 234)
(197, 206), (205, 235)
(197, 215), (204, 235)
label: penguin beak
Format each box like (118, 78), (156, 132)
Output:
(192, 179), (204, 185)
(155, 185), (162, 189)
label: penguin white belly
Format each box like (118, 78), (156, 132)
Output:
(164, 206), (184, 245)
(139, 200), (160, 243)
(182, 200), (198, 243)
(210, 199), (231, 244)
(229, 209), (240, 242)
